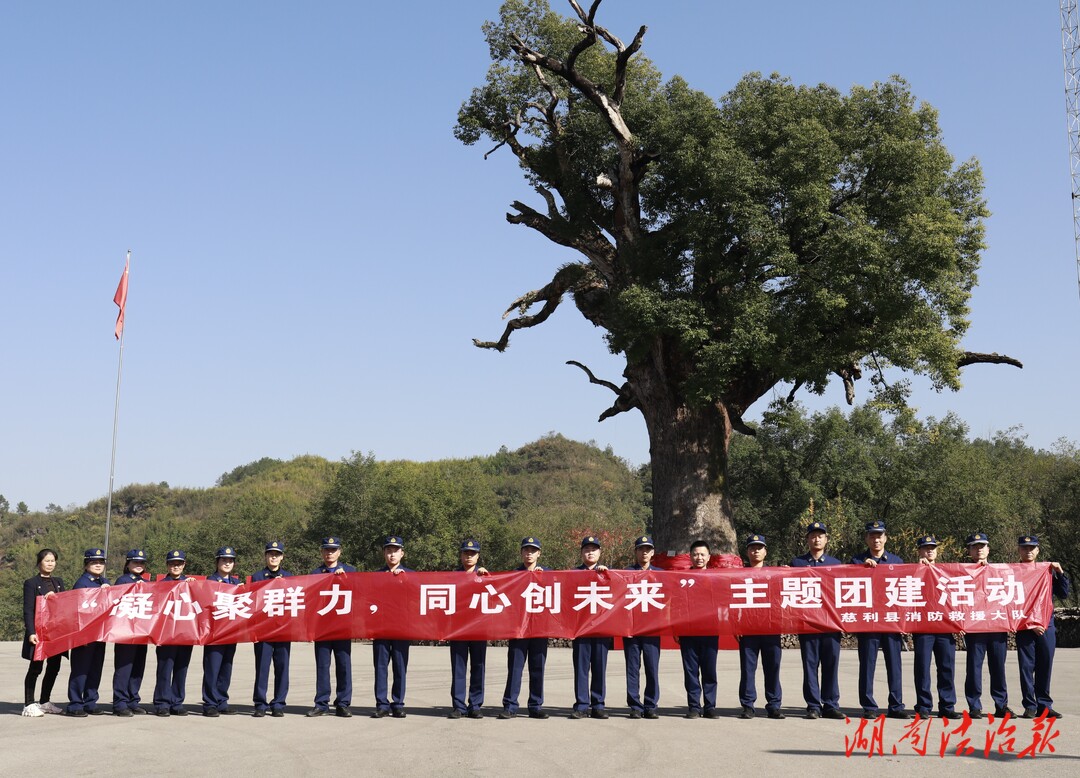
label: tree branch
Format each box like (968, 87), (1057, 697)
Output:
(957, 351), (1023, 369)
(474, 264), (593, 352)
(566, 359), (640, 421)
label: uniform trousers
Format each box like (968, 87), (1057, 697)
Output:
(313, 639), (352, 710)
(1016, 623), (1057, 714)
(623, 635), (660, 712)
(153, 644), (193, 712)
(202, 643), (237, 712)
(112, 643), (147, 712)
(856, 632), (905, 714)
(964, 632), (1008, 713)
(252, 641), (291, 711)
(503, 637), (547, 713)
(67, 641), (106, 712)
(449, 640), (486, 712)
(372, 639), (410, 711)
(571, 637), (610, 711)
(797, 632), (841, 713)
(679, 635), (718, 712)
(738, 634), (782, 712)
(912, 633), (957, 714)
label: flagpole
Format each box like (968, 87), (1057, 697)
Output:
(104, 250), (131, 558)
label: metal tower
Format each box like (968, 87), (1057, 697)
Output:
(1061, 0), (1080, 297)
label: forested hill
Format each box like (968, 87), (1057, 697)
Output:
(3, 406), (1079, 640)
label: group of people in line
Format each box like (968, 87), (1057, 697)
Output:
(20, 522), (1070, 721)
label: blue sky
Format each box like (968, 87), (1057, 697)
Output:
(1, 1), (1075, 511)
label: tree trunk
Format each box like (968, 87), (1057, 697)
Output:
(629, 358), (739, 556)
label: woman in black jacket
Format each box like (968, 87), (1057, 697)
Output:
(22, 548), (66, 717)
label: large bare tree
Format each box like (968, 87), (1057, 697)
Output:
(455, 0), (1019, 553)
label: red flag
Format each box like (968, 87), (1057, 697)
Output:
(113, 257), (129, 340)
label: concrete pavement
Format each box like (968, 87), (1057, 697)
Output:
(2, 642), (1076, 775)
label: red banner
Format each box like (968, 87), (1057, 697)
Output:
(35, 563), (1054, 659)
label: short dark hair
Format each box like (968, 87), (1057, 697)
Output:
(689, 539), (710, 553)
(36, 548), (57, 566)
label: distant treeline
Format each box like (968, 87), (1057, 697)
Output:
(1, 403), (1077, 640)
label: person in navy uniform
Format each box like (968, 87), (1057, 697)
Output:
(66, 548), (110, 716)
(737, 534), (784, 720)
(790, 521), (844, 720)
(1015, 534), (1071, 719)
(678, 539), (719, 719)
(962, 532), (1013, 719)
(912, 535), (962, 720)
(154, 549), (193, 716)
(850, 521), (909, 719)
(624, 534), (661, 719)
(112, 549), (150, 716)
(570, 535), (612, 719)
(372, 535), (412, 718)
(306, 536), (357, 718)
(22, 548), (65, 717)
(251, 540), (293, 717)
(202, 546), (241, 717)
(499, 537), (550, 720)
(448, 538), (489, 719)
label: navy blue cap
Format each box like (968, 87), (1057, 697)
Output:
(265, 541), (285, 553)
(916, 535), (939, 548)
(84, 548), (106, 561)
(521, 537), (542, 550)
(865, 521), (887, 534)
(215, 546), (236, 559)
(1018, 534), (1040, 547)
(321, 537), (342, 549)
(383, 535), (404, 548)
(166, 549), (187, 563)
(581, 535), (601, 549)
(125, 549), (147, 562)
(635, 534), (655, 548)
(965, 532), (989, 546)
(805, 521), (829, 534)
(459, 538), (481, 552)
(744, 533), (767, 548)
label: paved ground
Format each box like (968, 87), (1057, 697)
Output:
(2, 642), (1076, 775)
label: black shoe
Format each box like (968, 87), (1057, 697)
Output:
(391, 709), (406, 718)
(271, 708), (285, 717)
(528, 709), (549, 719)
(643, 709), (659, 719)
(447, 709), (463, 719)
(685, 710), (700, 719)
(371, 709), (389, 718)
(861, 710), (878, 720)
(131, 706), (148, 715)
(914, 709), (932, 719)
(1042, 708), (1063, 719)
(994, 707), (1015, 719)
(806, 708), (821, 720)
(172, 708), (188, 716)
(887, 710), (911, 720)
(203, 708), (220, 718)
(591, 709), (609, 720)
(628, 710), (643, 719)
(823, 708), (846, 720)
(738, 706), (755, 720)
(66, 709), (88, 718)
(306, 707), (328, 717)
(87, 708), (104, 716)
(768, 709), (785, 720)
(253, 709), (266, 718)
(114, 708), (134, 718)
(497, 709), (516, 719)
(569, 710), (586, 719)
(1022, 708), (1038, 719)
(155, 709), (170, 717)
(335, 706), (353, 718)
(703, 708), (720, 719)
(968, 709), (983, 719)
(467, 709), (484, 719)
(940, 710), (963, 720)
(220, 707), (237, 715)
